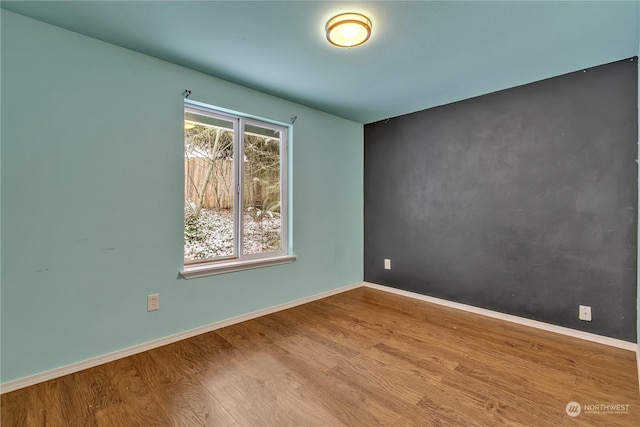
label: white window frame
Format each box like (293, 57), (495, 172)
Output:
(180, 101), (295, 279)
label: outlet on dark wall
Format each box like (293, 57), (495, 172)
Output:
(364, 58), (638, 341)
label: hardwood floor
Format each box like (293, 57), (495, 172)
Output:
(2, 287), (639, 426)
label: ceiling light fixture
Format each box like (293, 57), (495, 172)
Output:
(326, 13), (372, 48)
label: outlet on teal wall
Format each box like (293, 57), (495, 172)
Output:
(0, 10), (363, 384)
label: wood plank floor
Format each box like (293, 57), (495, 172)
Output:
(2, 287), (639, 426)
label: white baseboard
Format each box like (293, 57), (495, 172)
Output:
(363, 282), (638, 352)
(0, 282), (362, 395)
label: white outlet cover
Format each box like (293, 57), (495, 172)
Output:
(147, 294), (160, 311)
(384, 259), (391, 270)
(578, 305), (591, 321)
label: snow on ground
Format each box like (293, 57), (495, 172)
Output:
(185, 207), (281, 260)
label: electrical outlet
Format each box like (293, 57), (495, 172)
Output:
(384, 259), (391, 270)
(578, 305), (591, 321)
(147, 294), (160, 312)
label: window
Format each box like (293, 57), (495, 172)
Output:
(180, 101), (294, 279)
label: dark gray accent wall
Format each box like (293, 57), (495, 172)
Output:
(364, 58), (638, 341)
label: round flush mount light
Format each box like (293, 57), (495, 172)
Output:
(326, 13), (372, 48)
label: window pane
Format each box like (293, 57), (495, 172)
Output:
(184, 111), (235, 262)
(242, 123), (281, 255)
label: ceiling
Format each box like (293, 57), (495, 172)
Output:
(2, 1), (638, 124)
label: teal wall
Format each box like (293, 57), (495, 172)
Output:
(0, 11), (363, 384)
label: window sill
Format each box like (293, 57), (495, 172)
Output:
(180, 255), (297, 279)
